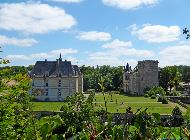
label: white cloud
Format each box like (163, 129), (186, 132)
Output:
(102, 39), (154, 57)
(6, 48), (78, 61)
(132, 24), (181, 43)
(76, 31), (111, 41)
(49, 0), (83, 3)
(30, 53), (50, 59)
(102, 0), (158, 10)
(102, 39), (132, 49)
(87, 51), (138, 67)
(50, 48), (78, 55)
(87, 39), (154, 66)
(0, 2), (76, 34)
(0, 35), (37, 47)
(6, 55), (30, 60)
(159, 45), (190, 67)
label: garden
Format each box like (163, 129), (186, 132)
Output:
(1, 63), (190, 139)
(32, 93), (186, 115)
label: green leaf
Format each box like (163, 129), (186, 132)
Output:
(152, 113), (161, 122)
(41, 123), (51, 137)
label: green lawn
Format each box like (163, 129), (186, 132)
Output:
(32, 93), (187, 114)
(32, 102), (66, 111)
(93, 93), (187, 114)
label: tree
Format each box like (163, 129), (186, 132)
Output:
(80, 65), (123, 92)
(0, 46), (9, 64)
(159, 66), (182, 92)
(98, 76), (105, 94)
(183, 28), (190, 39)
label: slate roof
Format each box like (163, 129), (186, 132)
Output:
(30, 57), (81, 77)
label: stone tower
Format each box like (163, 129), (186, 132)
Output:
(123, 60), (159, 95)
(137, 60), (159, 95)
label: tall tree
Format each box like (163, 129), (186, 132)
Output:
(159, 66), (182, 91)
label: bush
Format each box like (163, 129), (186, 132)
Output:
(157, 96), (163, 102)
(60, 104), (69, 112)
(162, 97), (168, 104)
(84, 89), (95, 94)
(144, 94), (149, 98)
(146, 86), (166, 97)
(143, 87), (151, 95)
(109, 91), (120, 94)
(172, 106), (182, 116)
(172, 90), (182, 96)
(151, 95), (156, 99)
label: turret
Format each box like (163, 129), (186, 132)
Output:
(59, 53), (62, 61)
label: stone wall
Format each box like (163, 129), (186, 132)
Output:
(32, 76), (83, 101)
(123, 60), (159, 95)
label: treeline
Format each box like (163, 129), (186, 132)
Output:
(159, 65), (190, 92)
(80, 65), (123, 92)
(0, 65), (33, 78)
(0, 65), (124, 92)
(1, 65), (190, 92)
(81, 65), (190, 92)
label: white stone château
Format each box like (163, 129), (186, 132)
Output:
(30, 54), (83, 101)
(123, 60), (159, 95)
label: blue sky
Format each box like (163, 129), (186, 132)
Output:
(0, 0), (190, 68)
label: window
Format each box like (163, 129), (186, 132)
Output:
(45, 89), (48, 96)
(58, 80), (61, 87)
(46, 82), (48, 87)
(45, 71), (49, 77)
(58, 89), (61, 96)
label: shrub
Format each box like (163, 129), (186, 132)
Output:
(85, 89), (95, 94)
(157, 96), (163, 102)
(60, 104), (69, 112)
(172, 106), (182, 116)
(143, 87), (151, 94)
(147, 90), (154, 97)
(144, 94), (149, 98)
(172, 90), (182, 96)
(151, 95), (156, 99)
(110, 91), (120, 94)
(146, 86), (166, 97)
(162, 97), (168, 104)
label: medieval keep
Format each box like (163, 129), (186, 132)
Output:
(30, 54), (83, 101)
(123, 60), (159, 95)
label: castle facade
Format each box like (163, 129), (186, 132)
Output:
(123, 60), (159, 95)
(30, 54), (83, 101)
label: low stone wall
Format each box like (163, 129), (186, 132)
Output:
(166, 96), (190, 109)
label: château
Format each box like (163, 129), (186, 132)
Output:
(30, 54), (83, 101)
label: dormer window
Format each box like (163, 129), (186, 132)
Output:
(45, 71), (49, 77)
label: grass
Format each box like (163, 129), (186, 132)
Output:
(32, 102), (66, 111)
(32, 93), (187, 114)
(93, 93), (187, 114)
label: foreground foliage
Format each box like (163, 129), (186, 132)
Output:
(1, 86), (190, 139)
(1, 65), (190, 139)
